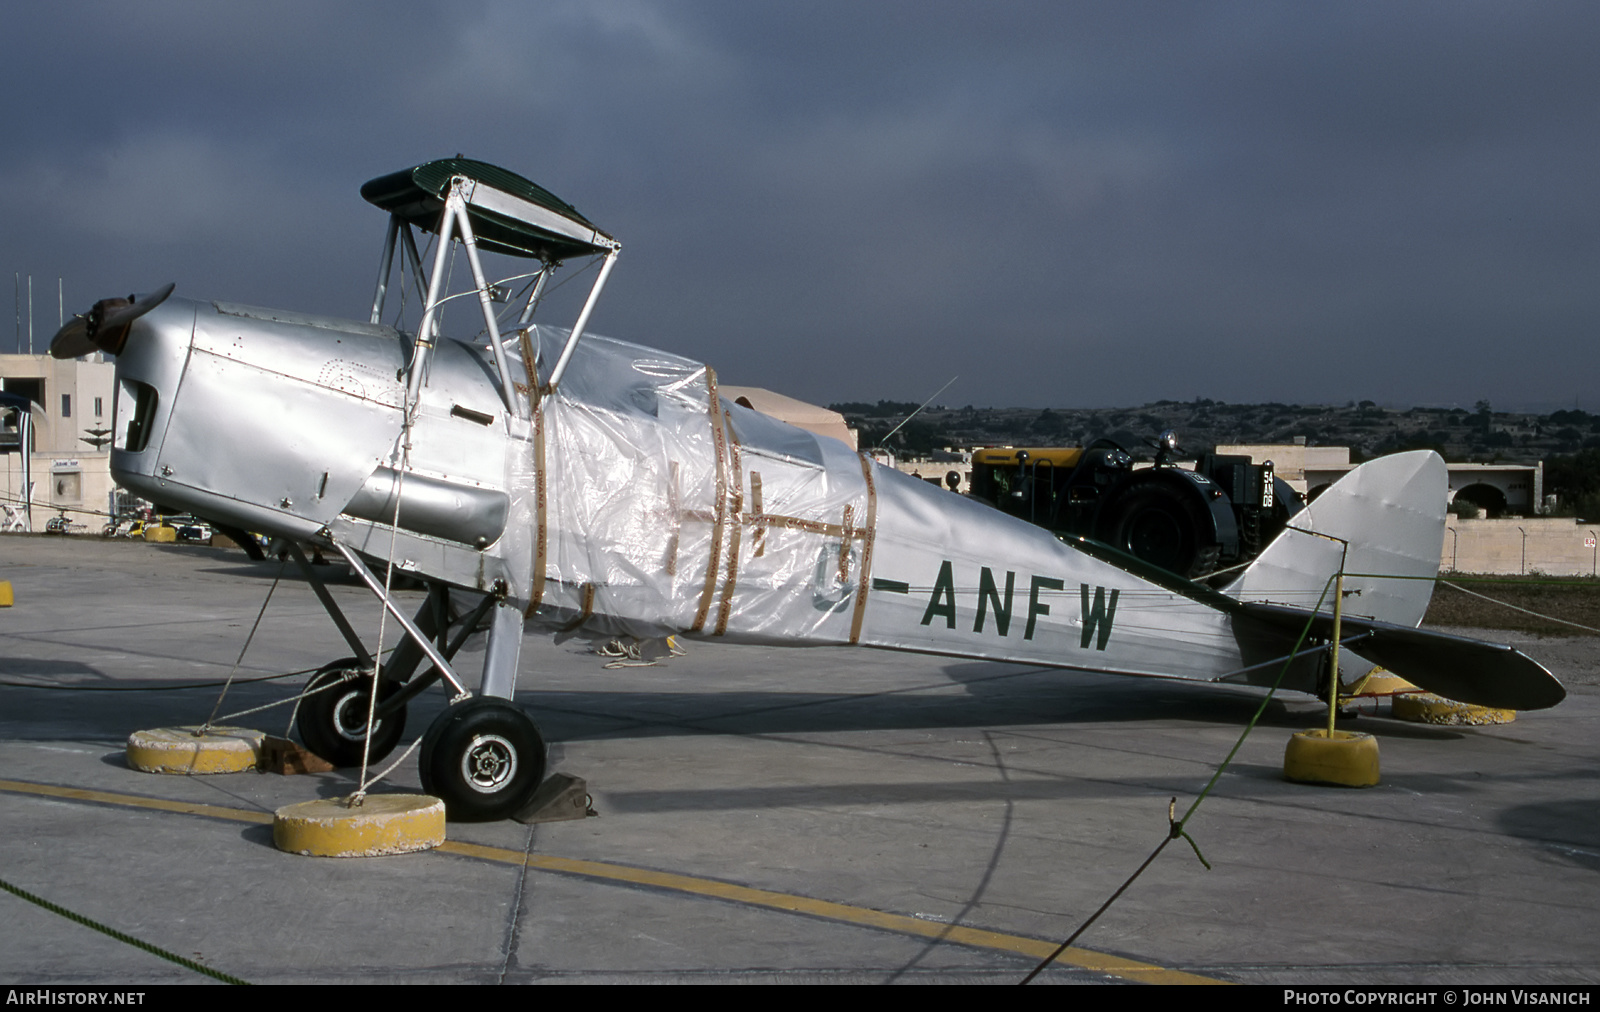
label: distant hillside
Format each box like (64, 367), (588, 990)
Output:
(831, 398), (1600, 467)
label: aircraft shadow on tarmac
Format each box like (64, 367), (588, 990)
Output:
(518, 661), (1468, 743)
(0, 673), (328, 743)
(192, 560), (423, 590)
(0, 658), (107, 680)
(1497, 798), (1600, 872)
(8, 656), (1578, 828)
(2, 655), (1473, 748)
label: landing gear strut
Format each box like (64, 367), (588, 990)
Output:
(289, 541), (547, 820)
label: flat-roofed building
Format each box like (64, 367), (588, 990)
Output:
(1, 354), (116, 531)
(1217, 443), (1544, 517)
(721, 386), (858, 450)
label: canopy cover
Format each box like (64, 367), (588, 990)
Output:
(360, 158), (616, 262)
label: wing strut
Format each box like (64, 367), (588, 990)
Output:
(396, 173), (621, 413)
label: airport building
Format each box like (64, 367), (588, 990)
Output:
(1216, 442), (1546, 517)
(0, 353), (116, 531)
(1217, 443), (1597, 576)
(721, 386), (857, 449)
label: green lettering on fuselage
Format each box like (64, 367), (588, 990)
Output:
(975, 567), (1015, 636)
(1080, 583), (1119, 650)
(921, 559), (957, 628)
(913, 563), (1117, 651)
(1025, 575), (1064, 640)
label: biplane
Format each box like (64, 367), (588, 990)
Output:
(49, 159), (1564, 820)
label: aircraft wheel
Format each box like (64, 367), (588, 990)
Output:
(296, 660), (407, 768)
(419, 698), (546, 822)
(1099, 480), (1219, 578)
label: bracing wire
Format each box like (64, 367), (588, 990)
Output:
(201, 558), (287, 730)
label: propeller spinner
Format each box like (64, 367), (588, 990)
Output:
(48, 283), (176, 359)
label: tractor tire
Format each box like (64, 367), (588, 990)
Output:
(1098, 478), (1221, 579)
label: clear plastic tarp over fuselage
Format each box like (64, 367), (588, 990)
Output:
(522, 326), (1268, 687)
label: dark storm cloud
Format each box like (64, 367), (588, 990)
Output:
(3, 2), (1597, 411)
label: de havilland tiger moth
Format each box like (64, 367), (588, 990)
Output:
(47, 158), (1565, 820)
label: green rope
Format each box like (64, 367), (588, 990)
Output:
(1175, 572), (1337, 829)
(0, 874), (250, 985)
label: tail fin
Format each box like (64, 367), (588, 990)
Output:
(1225, 450), (1565, 710)
(1226, 450), (1446, 627)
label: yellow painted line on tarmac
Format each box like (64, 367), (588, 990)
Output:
(446, 841), (1225, 984)
(1, 777), (1226, 985)
(0, 777), (275, 824)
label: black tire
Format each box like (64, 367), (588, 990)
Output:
(419, 698), (546, 822)
(1098, 479), (1220, 579)
(296, 660), (406, 768)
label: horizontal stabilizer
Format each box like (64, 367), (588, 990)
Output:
(1239, 602), (1565, 710)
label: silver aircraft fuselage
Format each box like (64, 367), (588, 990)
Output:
(114, 297), (519, 591)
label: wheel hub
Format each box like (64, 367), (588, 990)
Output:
(1127, 511), (1182, 567)
(461, 734), (518, 793)
(331, 690), (379, 742)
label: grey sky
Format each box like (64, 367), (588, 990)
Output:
(4, 2), (1597, 411)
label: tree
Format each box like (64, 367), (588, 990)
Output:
(1545, 447), (1600, 520)
(1031, 409), (1068, 435)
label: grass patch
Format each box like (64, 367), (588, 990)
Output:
(1424, 574), (1600, 636)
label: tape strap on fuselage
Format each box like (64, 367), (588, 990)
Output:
(692, 367), (729, 632)
(521, 327), (548, 618)
(848, 452), (878, 645)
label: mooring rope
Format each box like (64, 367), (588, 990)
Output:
(1436, 579), (1600, 635)
(1020, 572), (1337, 984)
(0, 874), (250, 985)
(201, 559), (287, 731)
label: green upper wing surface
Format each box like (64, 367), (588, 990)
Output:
(361, 158), (617, 262)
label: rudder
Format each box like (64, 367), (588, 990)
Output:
(1225, 450), (1446, 629)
